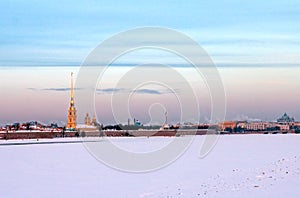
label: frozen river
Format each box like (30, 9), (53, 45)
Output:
(0, 134), (300, 197)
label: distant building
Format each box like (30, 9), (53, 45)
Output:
(134, 118), (142, 126)
(84, 113), (97, 126)
(237, 121), (290, 131)
(84, 113), (91, 125)
(277, 124), (290, 131)
(77, 113), (98, 133)
(244, 122), (266, 131)
(219, 121), (237, 132)
(294, 122), (300, 127)
(277, 113), (295, 124)
(91, 115), (97, 125)
(66, 72), (77, 130)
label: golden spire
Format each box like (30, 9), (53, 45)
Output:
(66, 72), (77, 130)
(70, 72), (74, 106)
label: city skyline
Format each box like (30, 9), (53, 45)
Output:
(0, 66), (299, 125)
(1, 0), (300, 124)
(2, 1), (300, 197)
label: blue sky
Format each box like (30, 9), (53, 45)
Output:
(1, 0), (300, 124)
(1, 0), (300, 66)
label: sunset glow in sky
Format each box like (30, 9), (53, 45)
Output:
(0, 66), (299, 125)
(0, 0), (300, 125)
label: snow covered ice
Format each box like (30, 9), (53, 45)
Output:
(0, 134), (300, 197)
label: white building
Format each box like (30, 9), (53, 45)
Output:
(276, 124), (290, 131)
(244, 122), (267, 131)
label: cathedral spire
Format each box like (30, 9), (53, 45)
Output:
(70, 72), (74, 106)
(66, 72), (77, 130)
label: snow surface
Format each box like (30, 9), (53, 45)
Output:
(0, 134), (300, 197)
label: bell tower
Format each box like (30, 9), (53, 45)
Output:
(66, 72), (77, 129)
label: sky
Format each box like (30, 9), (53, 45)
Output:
(1, 0), (300, 66)
(0, 0), (300, 125)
